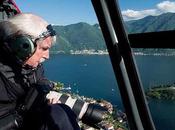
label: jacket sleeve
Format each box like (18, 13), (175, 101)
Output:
(0, 74), (16, 118)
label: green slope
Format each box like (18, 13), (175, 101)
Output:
(51, 13), (175, 53)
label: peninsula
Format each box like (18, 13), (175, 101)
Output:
(146, 84), (175, 100)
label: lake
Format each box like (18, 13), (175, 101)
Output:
(44, 54), (175, 130)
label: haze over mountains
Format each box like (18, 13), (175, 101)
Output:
(51, 12), (175, 53)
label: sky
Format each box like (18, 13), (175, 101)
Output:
(15, 0), (175, 25)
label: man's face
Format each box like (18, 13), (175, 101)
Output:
(24, 36), (52, 68)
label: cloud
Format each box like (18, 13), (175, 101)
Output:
(157, 1), (175, 12)
(122, 9), (158, 21)
(122, 0), (175, 21)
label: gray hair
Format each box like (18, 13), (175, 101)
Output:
(0, 13), (56, 43)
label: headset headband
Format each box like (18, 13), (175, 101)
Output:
(35, 24), (56, 41)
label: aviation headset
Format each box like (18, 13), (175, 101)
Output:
(3, 24), (56, 62)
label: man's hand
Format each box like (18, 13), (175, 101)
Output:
(46, 91), (61, 104)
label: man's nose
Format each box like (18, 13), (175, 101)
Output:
(44, 51), (49, 59)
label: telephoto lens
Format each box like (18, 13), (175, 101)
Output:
(55, 93), (109, 126)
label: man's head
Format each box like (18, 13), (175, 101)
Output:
(0, 13), (56, 68)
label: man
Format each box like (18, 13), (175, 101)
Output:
(0, 13), (81, 130)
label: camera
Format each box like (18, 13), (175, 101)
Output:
(56, 93), (109, 126)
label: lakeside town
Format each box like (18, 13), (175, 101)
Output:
(54, 82), (128, 130)
(51, 49), (175, 56)
(64, 92), (128, 130)
(70, 49), (108, 55)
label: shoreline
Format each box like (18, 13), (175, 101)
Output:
(50, 51), (175, 56)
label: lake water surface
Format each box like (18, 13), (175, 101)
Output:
(44, 54), (175, 130)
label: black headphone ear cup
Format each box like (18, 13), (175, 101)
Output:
(6, 35), (35, 61)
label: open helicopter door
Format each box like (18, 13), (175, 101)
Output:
(91, 0), (156, 130)
(0, 0), (20, 21)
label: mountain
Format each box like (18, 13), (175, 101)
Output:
(51, 13), (175, 53)
(125, 12), (175, 33)
(52, 22), (105, 53)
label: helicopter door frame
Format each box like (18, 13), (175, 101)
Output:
(91, 0), (156, 130)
